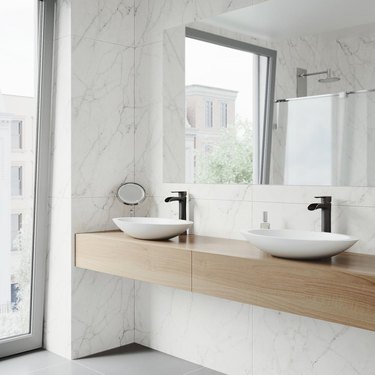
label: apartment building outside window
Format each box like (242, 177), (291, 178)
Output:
(11, 120), (22, 149)
(205, 100), (213, 128)
(11, 166), (23, 196)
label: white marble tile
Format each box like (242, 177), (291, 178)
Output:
(334, 205), (375, 255)
(71, 196), (130, 233)
(191, 198), (252, 239)
(72, 0), (135, 46)
(71, 269), (135, 359)
(253, 306), (375, 375)
(50, 36), (71, 199)
(44, 198), (72, 359)
(163, 26), (186, 183)
(71, 36), (135, 198)
(252, 201), (319, 232)
(134, 0), (254, 45)
(135, 282), (253, 375)
(70, 196), (134, 359)
(148, 183), (253, 202)
(252, 185), (375, 207)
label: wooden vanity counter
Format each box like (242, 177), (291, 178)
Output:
(75, 231), (375, 331)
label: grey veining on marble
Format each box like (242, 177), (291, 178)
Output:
(133, 1), (375, 375)
(47, 0), (375, 373)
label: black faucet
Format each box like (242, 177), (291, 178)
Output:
(307, 196), (332, 232)
(165, 191), (187, 220)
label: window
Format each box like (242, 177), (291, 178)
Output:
(205, 100), (213, 128)
(185, 28), (276, 184)
(220, 102), (228, 128)
(11, 213), (22, 251)
(11, 120), (22, 149)
(0, 0), (54, 356)
(10, 283), (20, 311)
(11, 166), (23, 196)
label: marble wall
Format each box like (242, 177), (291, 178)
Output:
(44, 0), (72, 358)
(48, 0), (375, 372)
(133, 0), (375, 374)
(46, 0), (136, 359)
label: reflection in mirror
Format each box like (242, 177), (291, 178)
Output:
(163, 0), (375, 186)
(184, 29), (276, 184)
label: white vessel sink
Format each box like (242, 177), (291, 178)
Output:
(113, 217), (193, 240)
(242, 229), (358, 259)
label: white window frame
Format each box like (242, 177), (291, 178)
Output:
(0, 0), (54, 358)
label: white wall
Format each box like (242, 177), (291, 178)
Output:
(47, 0), (375, 373)
(46, 0), (136, 359)
(133, 0), (375, 374)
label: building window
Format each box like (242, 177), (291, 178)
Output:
(220, 102), (228, 128)
(11, 120), (23, 149)
(11, 283), (20, 311)
(11, 213), (22, 251)
(11, 166), (23, 196)
(204, 144), (213, 154)
(205, 100), (213, 128)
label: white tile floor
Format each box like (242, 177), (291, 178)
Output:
(0, 344), (224, 375)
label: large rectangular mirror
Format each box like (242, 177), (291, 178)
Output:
(163, 0), (375, 186)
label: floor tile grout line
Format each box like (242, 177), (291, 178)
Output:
(74, 360), (106, 375)
(27, 361), (70, 374)
(6, 354), (67, 375)
(183, 366), (205, 375)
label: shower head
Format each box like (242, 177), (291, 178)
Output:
(318, 69), (340, 83)
(298, 68), (340, 83)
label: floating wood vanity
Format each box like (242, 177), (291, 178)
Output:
(75, 231), (375, 331)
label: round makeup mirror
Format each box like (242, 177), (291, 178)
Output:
(117, 182), (146, 205)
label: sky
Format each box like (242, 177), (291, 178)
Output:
(0, 0), (36, 97)
(185, 37), (255, 122)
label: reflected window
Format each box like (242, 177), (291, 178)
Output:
(11, 166), (23, 196)
(205, 100), (213, 128)
(185, 29), (276, 184)
(220, 102), (228, 128)
(11, 120), (23, 149)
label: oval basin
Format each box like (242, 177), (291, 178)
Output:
(113, 217), (193, 240)
(242, 229), (358, 259)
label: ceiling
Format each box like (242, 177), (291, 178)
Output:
(204, 0), (375, 40)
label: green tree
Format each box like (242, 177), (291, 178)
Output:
(195, 119), (253, 184)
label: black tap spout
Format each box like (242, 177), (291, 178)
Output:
(164, 191), (187, 220)
(164, 196), (181, 203)
(307, 196), (332, 232)
(307, 202), (329, 211)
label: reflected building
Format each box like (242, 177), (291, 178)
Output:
(185, 84), (237, 183)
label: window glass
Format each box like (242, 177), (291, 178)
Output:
(0, 0), (37, 341)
